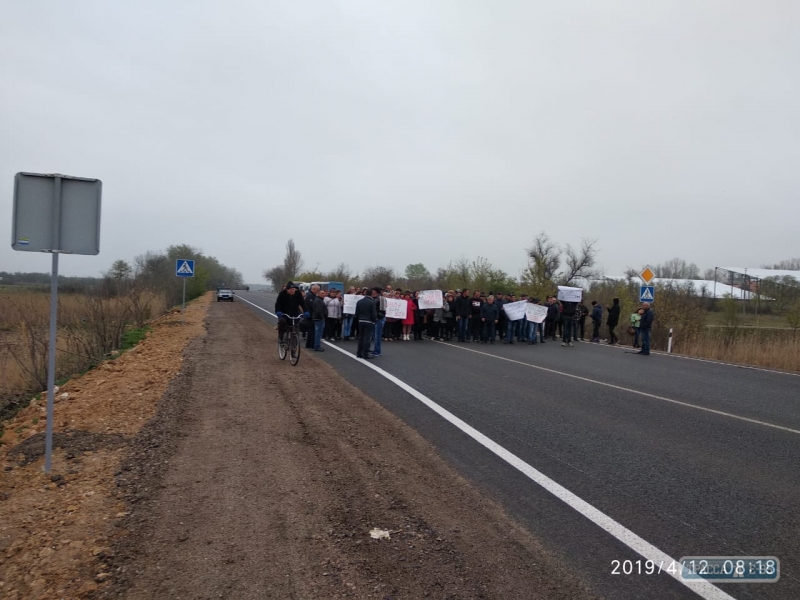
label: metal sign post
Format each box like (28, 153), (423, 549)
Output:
(12, 172), (102, 473)
(175, 259), (195, 325)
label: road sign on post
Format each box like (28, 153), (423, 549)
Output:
(639, 265), (655, 285)
(640, 286), (655, 302)
(176, 259), (195, 325)
(12, 172), (102, 474)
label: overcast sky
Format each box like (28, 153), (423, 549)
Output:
(2, 1), (798, 283)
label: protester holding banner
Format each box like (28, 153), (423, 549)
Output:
(526, 298), (547, 344)
(560, 300), (577, 347)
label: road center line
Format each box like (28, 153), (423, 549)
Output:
(237, 294), (735, 600)
(442, 342), (800, 436)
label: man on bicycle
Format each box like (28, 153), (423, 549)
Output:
(275, 282), (308, 341)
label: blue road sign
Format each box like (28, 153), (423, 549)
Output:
(640, 285), (655, 302)
(176, 259), (195, 277)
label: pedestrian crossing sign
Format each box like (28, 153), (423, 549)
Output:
(176, 259), (195, 277)
(640, 286), (655, 302)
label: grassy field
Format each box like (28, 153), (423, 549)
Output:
(1, 288), (166, 419)
(704, 311), (794, 329)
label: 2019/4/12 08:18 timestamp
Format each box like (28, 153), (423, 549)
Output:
(611, 557), (779, 582)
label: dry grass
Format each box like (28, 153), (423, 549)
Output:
(0, 289), (167, 415)
(675, 329), (800, 372)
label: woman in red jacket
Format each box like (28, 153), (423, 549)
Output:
(402, 291), (416, 340)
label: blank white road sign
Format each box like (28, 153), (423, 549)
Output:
(12, 172), (102, 255)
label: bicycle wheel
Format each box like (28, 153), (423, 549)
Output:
(278, 333), (287, 360)
(289, 333), (301, 365)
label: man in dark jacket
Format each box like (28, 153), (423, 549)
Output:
(311, 290), (328, 351)
(355, 290), (378, 359)
(454, 289), (472, 342)
(637, 302), (654, 355)
(305, 284), (320, 348)
(607, 297), (621, 345)
(545, 296), (559, 340)
(480, 295), (500, 344)
(469, 291), (484, 342)
(590, 301), (603, 342)
(561, 301), (577, 346)
(274, 282), (308, 341)
(576, 302), (589, 341)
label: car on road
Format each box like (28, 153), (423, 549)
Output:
(217, 288), (234, 302)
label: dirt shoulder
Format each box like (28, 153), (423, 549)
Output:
(0, 294), (210, 600)
(103, 300), (597, 599)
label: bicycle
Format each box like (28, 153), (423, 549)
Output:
(278, 315), (303, 365)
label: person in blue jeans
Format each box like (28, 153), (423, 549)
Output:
(310, 289), (328, 351)
(637, 302), (654, 355)
(371, 288), (386, 356)
(527, 319), (540, 344)
(505, 318), (520, 344)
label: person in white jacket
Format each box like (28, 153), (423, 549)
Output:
(324, 290), (343, 340)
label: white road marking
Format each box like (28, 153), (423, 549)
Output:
(237, 294), (736, 600)
(443, 342), (800, 436)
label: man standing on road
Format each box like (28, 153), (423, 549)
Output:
(356, 290), (378, 359)
(561, 300), (577, 347)
(637, 302), (654, 355)
(576, 301), (589, 341)
(372, 288), (387, 357)
(305, 284), (320, 349)
(590, 300), (603, 342)
(274, 282), (308, 341)
(311, 289), (328, 352)
(607, 297), (621, 345)
(470, 291), (484, 342)
(455, 289), (472, 342)
(480, 295), (500, 344)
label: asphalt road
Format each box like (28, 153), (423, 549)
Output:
(235, 291), (799, 600)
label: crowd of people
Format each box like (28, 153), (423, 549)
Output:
(273, 282), (655, 359)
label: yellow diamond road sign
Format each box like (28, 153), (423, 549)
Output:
(639, 266), (655, 285)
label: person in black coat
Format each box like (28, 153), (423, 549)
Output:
(355, 291), (378, 359)
(480, 295), (500, 344)
(590, 301), (603, 342)
(607, 297), (621, 345)
(305, 285), (320, 348)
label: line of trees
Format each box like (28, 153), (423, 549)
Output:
(262, 234), (598, 296)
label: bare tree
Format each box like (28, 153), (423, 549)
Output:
(361, 266), (395, 288)
(325, 262), (354, 286)
(561, 239), (598, 285)
(526, 233), (561, 283)
(263, 239), (304, 290)
(652, 258), (700, 280)
(524, 233), (597, 287)
(763, 258), (800, 270)
(283, 239), (304, 280)
(451, 258), (471, 289)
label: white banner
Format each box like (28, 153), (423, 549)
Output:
(343, 294), (359, 315)
(503, 300), (527, 321)
(385, 298), (408, 320)
(557, 286), (583, 302)
(418, 289), (443, 310)
(525, 303), (548, 323)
